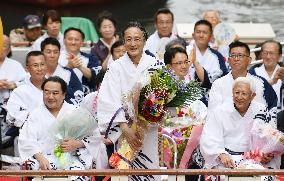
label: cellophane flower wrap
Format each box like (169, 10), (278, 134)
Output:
(109, 67), (203, 169)
(250, 120), (284, 156)
(49, 107), (97, 169)
(162, 99), (207, 168)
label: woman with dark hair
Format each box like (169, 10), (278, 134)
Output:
(30, 9), (64, 51)
(91, 11), (118, 65)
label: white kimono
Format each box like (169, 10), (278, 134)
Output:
(200, 100), (280, 169)
(0, 57), (26, 105)
(6, 78), (43, 127)
(186, 43), (224, 83)
(19, 102), (107, 174)
(30, 32), (65, 52)
(58, 50), (88, 82)
(144, 31), (177, 56)
(254, 64), (283, 110)
(208, 72), (276, 111)
(97, 52), (164, 180)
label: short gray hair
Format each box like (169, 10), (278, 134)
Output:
(232, 77), (256, 93)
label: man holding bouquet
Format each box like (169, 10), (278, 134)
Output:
(200, 77), (280, 171)
(18, 76), (107, 180)
(97, 21), (164, 180)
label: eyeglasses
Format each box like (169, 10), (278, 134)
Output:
(229, 53), (250, 59)
(172, 60), (190, 66)
(261, 51), (279, 57)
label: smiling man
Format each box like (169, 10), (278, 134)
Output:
(201, 77), (280, 171)
(144, 8), (177, 56)
(59, 27), (100, 94)
(209, 41), (277, 111)
(97, 21), (164, 180)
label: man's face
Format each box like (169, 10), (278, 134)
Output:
(45, 18), (61, 38)
(261, 42), (282, 70)
(43, 81), (65, 111)
(26, 55), (47, 81)
(43, 44), (60, 66)
(112, 45), (126, 60)
(64, 30), (83, 54)
(233, 82), (255, 114)
(0, 36), (11, 60)
(155, 13), (173, 38)
(203, 11), (220, 29)
(99, 19), (116, 39)
(123, 27), (145, 59)
(228, 47), (251, 72)
(192, 24), (212, 48)
(170, 52), (189, 78)
(24, 27), (42, 41)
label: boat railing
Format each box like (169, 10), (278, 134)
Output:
(0, 169), (284, 181)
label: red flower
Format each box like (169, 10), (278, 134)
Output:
(109, 153), (121, 168)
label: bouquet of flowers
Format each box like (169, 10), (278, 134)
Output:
(161, 100), (207, 168)
(109, 68), (204, 169)
(49, 107), (97, 169)
(250, 120), (284, 155)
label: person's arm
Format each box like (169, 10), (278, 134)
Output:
(33, 152), (51, 170)
(120, 122), (143, 151)
(189, 46), (205, 83)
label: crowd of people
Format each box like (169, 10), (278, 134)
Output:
(1, 7), (284, 181)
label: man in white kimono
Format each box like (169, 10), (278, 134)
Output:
(186, 20), (228, 89)
(6, 51), (47, 156)
(249, 40), (284, 111)
(97, 21), (164, 181)
(201, 77), (279, 171)
(58, 27), (101, 94)
(19, 76), (107, 180)
(0, 35), (26, 147)
(209, 41), (277, 111)
(7, 51), (46, 128)
(41, 37), (84, 106)
(144, 8), (177, 58)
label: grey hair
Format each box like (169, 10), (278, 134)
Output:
(233, 77), (256, 93)
(202, 10), (221, 20)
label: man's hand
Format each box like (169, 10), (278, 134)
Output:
(260, 153), (274, 164)
(0, 79), (16, 90)
(60, 138), (84, 152)
(34, 153), (50, 170)
(66, 53), (82, 69)
(101, 135), (113, 145)
(120, 123), (142, 150)
(218, 153), (235, 168)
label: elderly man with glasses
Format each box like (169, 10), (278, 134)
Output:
(208, 41), (277, 111)
(249, 40), (284, 111)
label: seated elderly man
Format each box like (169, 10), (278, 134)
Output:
(200, 77), (280, 170)
(19, 76), (107, 180)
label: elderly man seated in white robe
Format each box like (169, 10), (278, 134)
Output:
(19, 76), (107, 180)
(200, 77), (280, 170)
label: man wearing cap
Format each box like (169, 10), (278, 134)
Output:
(9, 15), (44, 46)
